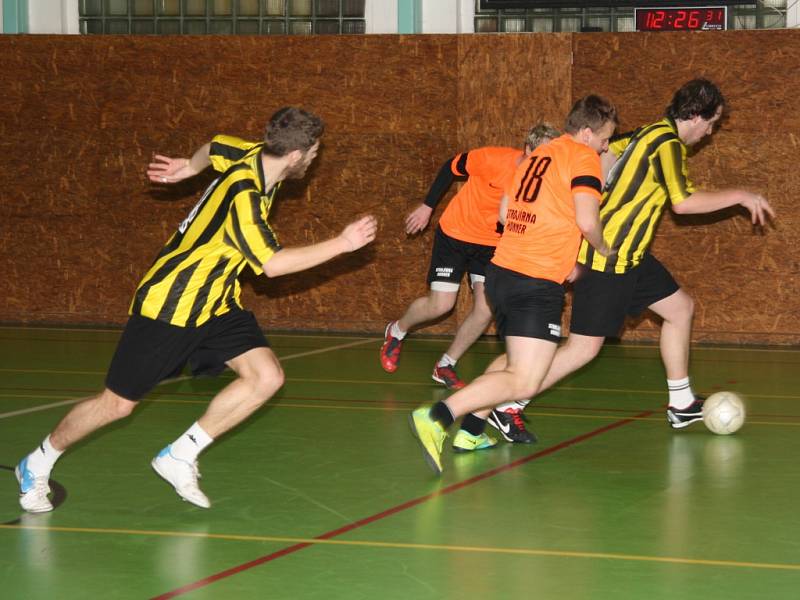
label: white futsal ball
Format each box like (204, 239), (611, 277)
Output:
(703, 391), (746, 435)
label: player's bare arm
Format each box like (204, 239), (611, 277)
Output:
(574, 192), (612, 256)
(672, 189), (775, 226)
(498, 194), (509, 225)
(600, 148), (619, 181)
(405, 204), (434, 235)
(147, 142), (212, 184)
(262, 215), (378, 277)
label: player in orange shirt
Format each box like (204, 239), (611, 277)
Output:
(380, 124), (559, 400)
(407, 96), (617, 474)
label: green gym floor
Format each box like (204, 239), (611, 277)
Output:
(0, 326), (798, 599)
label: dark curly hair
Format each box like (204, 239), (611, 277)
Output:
(666, 79), (725, 121)
(262, 107), (325, 157)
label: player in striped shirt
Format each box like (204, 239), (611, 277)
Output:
(15, 108), (378, 513)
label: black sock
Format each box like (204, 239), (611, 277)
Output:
(429, 401), (455, 429)
(460, 413), (487, 436)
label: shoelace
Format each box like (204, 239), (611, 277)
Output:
(26, 476), (50, 498)
(385, 338), (402, 357)
(507, 409), (526, 429)
(192, 461), (202, 480)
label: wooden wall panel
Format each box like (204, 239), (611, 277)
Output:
(0, 31), (797, 345)
(572, 30), (800, 345)
(0, 34), (459, 331)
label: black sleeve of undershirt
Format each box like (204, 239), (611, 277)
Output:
(423, 155), (466, 209)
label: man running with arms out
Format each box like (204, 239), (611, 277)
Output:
(15, 107), (378, 512)
(486, 79), (775, 442)
(408, 96), (617, 474)
(381, 124), (559, 403)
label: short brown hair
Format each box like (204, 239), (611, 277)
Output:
(262, 107), (325, 157)
(524, 122), (561, 150)
(564, 95), (618, 135)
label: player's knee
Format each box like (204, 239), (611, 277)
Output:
(429, 294), (456, 315)
(102, 391), (137, 420)
(567, 336), (603, 366)
(665, 293), (694, 326)
(682, 294), (695, 319)
(249, 362), (284, 402)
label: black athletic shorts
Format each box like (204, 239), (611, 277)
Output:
(426, 226), (496, 289)
(485, 263), (565, 342)
(105, 309), (269, 401)
(570, 253), (680, 338)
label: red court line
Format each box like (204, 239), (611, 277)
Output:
(151, 410), (652, 600)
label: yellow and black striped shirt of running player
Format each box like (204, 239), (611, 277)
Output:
(131, 135), (280, 327)
(578, 117), (694, 274)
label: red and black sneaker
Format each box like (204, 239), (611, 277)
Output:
(487, 407), (537, 443)
(380, 321), (403, 373)
(432, 364), (466, 390)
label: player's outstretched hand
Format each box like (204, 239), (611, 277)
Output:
(740, 192), (775, 226)
(147, 155), (196, 184)
(405, 204), (433, 235)
(341, 215), (378, 252)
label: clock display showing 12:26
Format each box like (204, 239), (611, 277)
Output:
(635, 6), (728, 31)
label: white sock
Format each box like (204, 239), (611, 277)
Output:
(668, 377), (695, 409)
(437, 354), (456, 368)
(25, 435), (63, 476)
(496, 399), (531, 412)
(390, 321), (407, 340)
(170, 422), (214, 463)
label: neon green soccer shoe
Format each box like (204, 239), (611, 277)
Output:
(452, 430), (498, 453)
(408, 407), (446, 475)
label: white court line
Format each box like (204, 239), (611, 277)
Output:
(0, 337), (374, 421)
(277, 337), (373, 360)
(0, 398), (94, 421)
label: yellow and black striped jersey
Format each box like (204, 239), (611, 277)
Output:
(578, 118), (694, 273)
(130, 135), (282, 327)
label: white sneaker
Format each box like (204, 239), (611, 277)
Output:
(151, 446), (210, 509)
(15, 458), (53, 513)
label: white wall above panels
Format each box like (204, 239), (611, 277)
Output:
(788, 0), (799, 27)
(28, 0), (79, 33)
(366, 0), (399, 33)
(421, 0), (475, 33)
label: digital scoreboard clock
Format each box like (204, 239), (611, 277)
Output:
(635, 6), (728, 31)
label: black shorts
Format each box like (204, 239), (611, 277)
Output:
(570, 253), (680, 338)
(426, 226), (496, 290)
(105, 309), (269, 401)
(485, 263), (564, 342)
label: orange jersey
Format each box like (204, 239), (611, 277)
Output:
(438, 147), (523, 247)
(491, 135), (603, 283)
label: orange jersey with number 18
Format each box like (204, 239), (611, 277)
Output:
(491, 135), (603, 283)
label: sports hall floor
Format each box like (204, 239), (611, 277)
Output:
(0, 325), (798, 599)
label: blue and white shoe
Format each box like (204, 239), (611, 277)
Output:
(15, 457), (53, 513)
(151, 445), (210, 508)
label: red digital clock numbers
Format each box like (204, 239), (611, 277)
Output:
(635, 6), (728, 31)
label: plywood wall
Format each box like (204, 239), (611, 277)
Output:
(0, 31), (797, 345)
